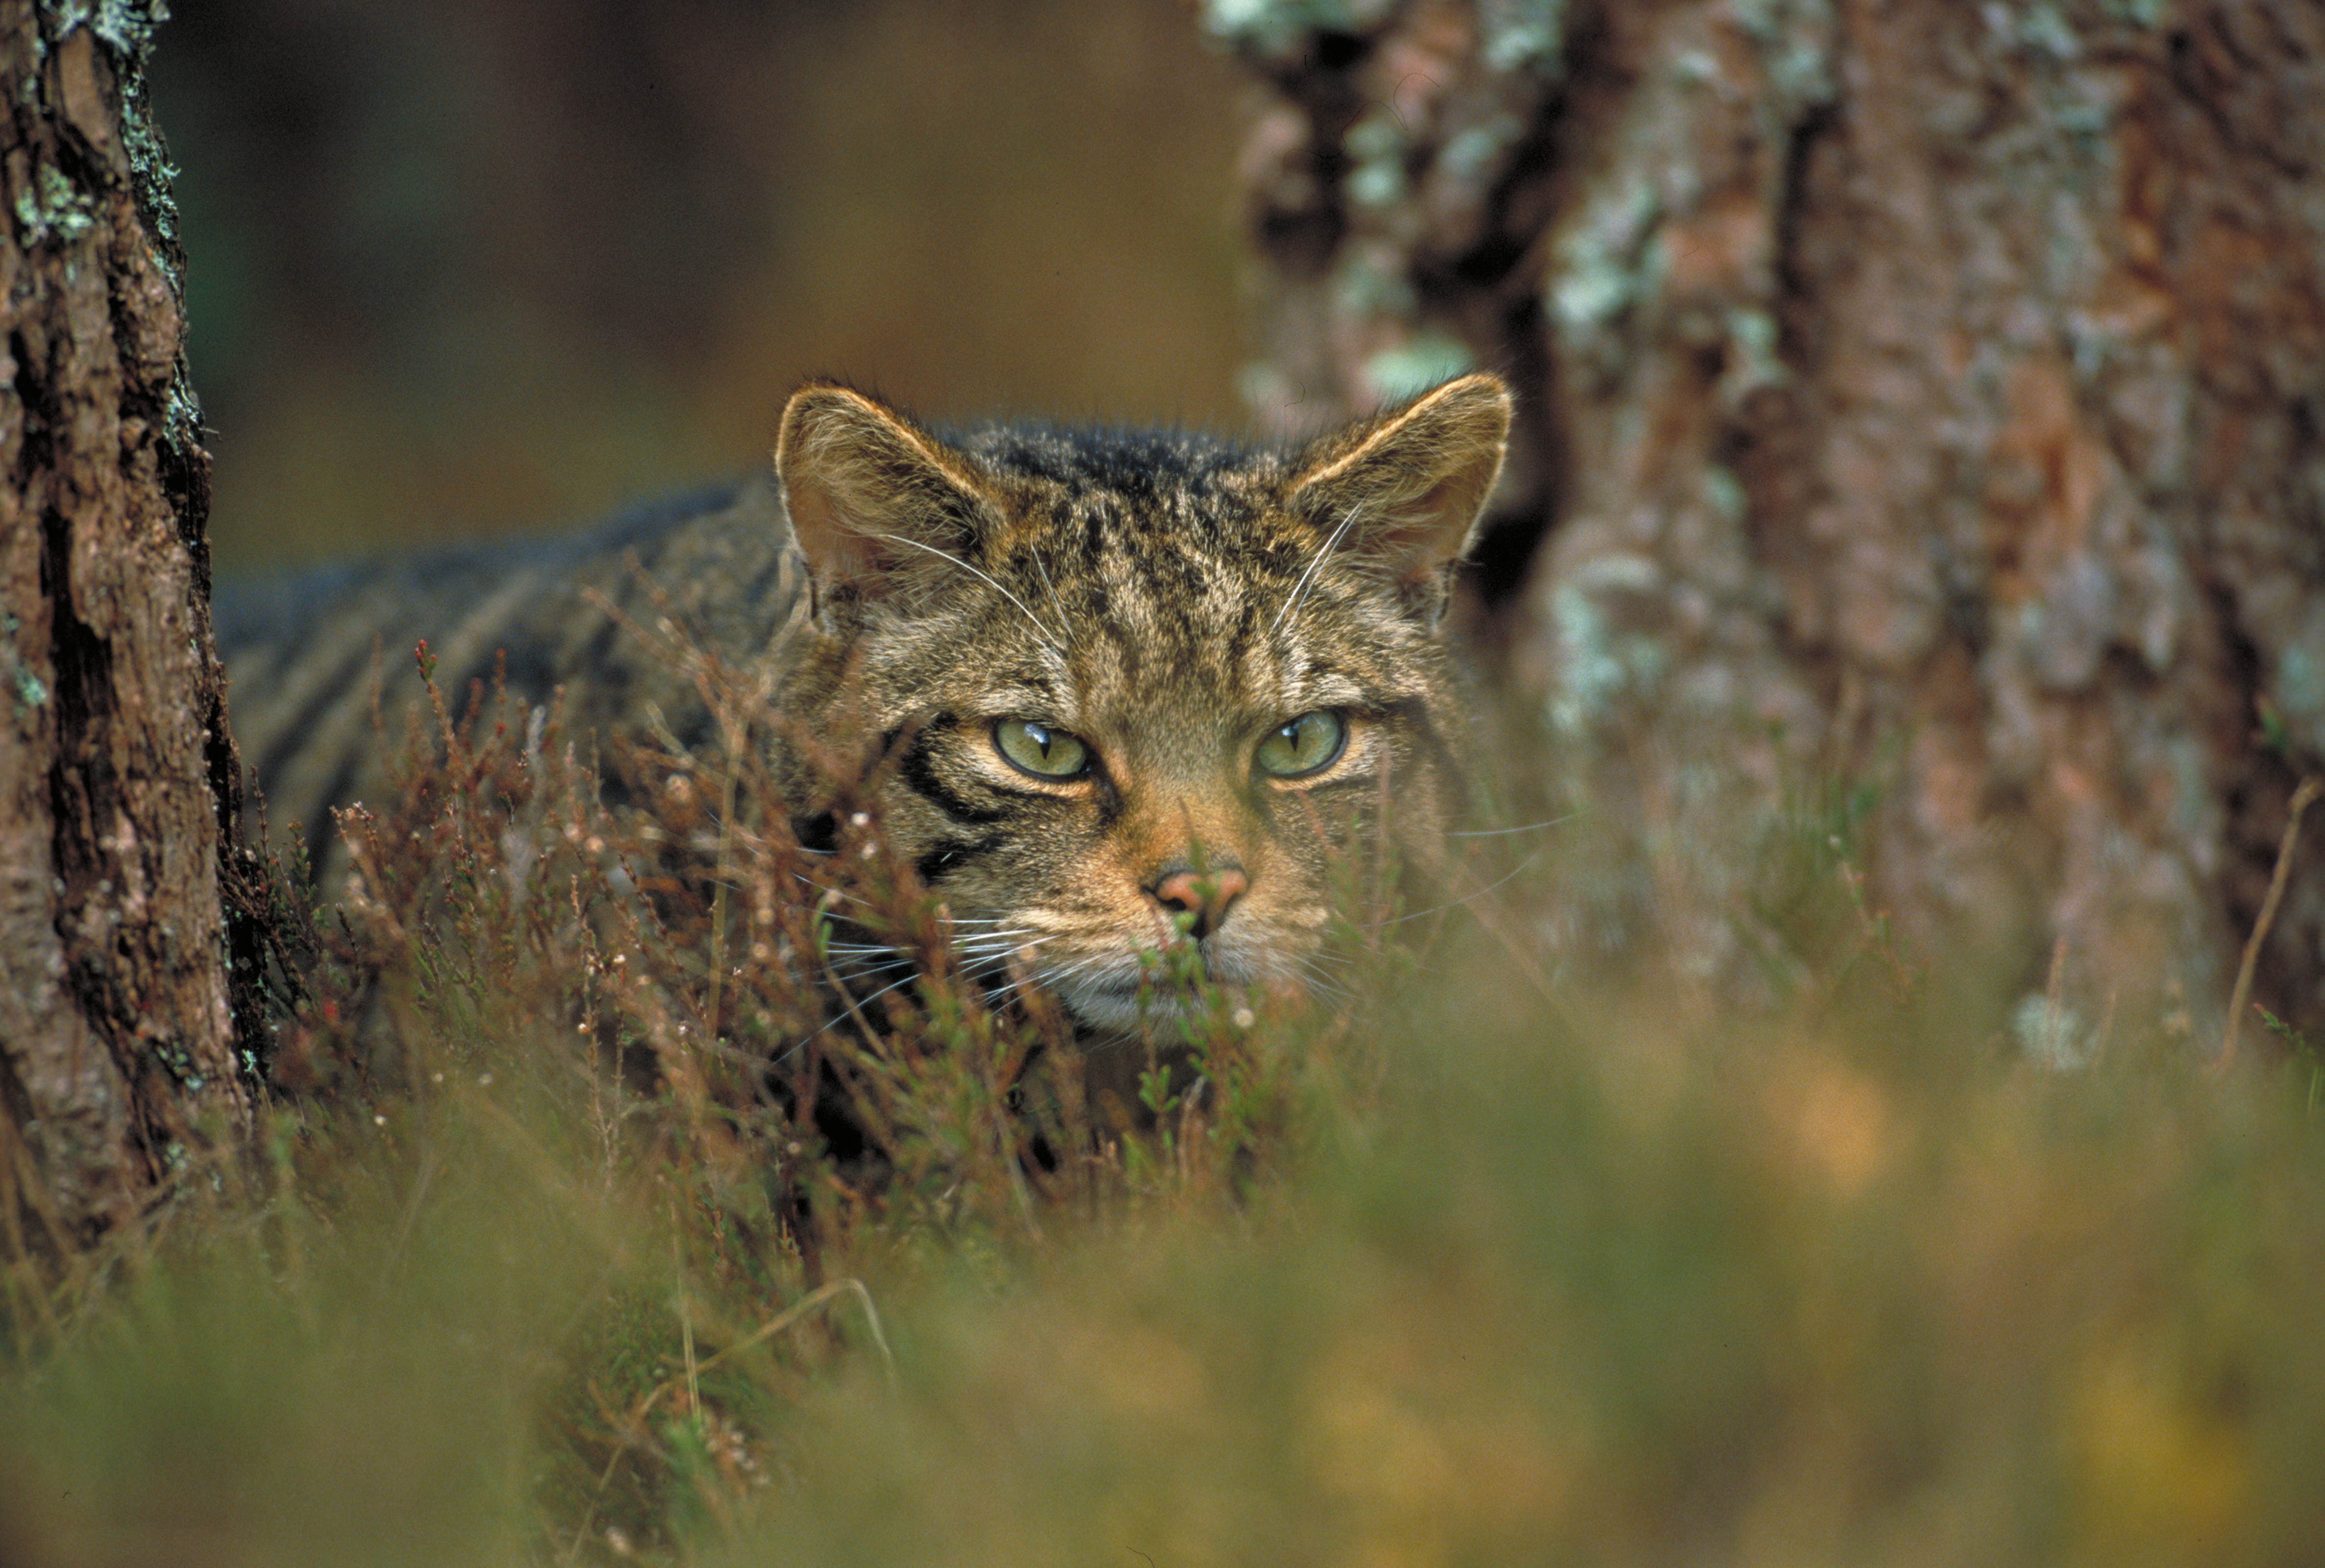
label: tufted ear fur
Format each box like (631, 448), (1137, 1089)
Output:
(775, 380), (1005, 610)
(1286, 372), (1512, 619)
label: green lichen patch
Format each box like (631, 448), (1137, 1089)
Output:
(39, 0), (164, 57)
(14, 160), (95, 245)
(2006, 0), (2084, 61)
(5, 613), (49, 716)
(1342, 105), (1407, 210)
(1720, 305), (1788, 401)
(1547, 180), (1665, 344)
(1330, 245), (1418, 320)
(1482, 0), (1567, 74)
(1438, 112), (1525, 187)
(1547, 554), (1671, 736)
(1730, 0), (1837, 111)
(12, 659), (50, 712)
(1361, 332), (1475, 400)
(1199, 0), (1387, 58)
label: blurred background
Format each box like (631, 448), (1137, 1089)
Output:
(153, 0), (1252, 570)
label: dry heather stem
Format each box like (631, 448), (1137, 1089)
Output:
(2223, 775), (2323, 1069)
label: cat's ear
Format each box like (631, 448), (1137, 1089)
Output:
(1286, 372), (1511, 616)
(775, 380), (1002, 607)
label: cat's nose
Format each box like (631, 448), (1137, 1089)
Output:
(1149, 864), (1249, 940)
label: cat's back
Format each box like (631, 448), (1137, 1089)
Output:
(217, 476), (802, 843)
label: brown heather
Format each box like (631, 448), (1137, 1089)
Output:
(24, 375), (2325, 1568)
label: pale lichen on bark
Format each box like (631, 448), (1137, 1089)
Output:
(1, 0), (249, 1259)
(1218, 0), (2325, 1040)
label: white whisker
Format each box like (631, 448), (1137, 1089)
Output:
(873, 531), (1064, 651)
(1447, 814), (1579, 838)
(948, 933), (1051, 957)
(772, 964), (925, 1065)
(1364, 851), (1545, 930)
(791, 872), (867, 905)
(1269, 499), (1368, 636)
(1293, 958), (1354, 1004)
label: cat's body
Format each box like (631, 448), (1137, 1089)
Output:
(220, 375), (1512, 1040)
(216, 475), (802, 853)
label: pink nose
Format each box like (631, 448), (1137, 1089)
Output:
(1150, 866), (1249, 940)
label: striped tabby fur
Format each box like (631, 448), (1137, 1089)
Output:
(220, 375), (1512, 1038)
(217, 477), (802, 856)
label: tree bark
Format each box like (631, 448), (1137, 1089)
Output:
(0, 1), (253, 1272)
(1216, 0), (2325, 1043)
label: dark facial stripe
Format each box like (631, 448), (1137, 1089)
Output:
(915, 833), (1004, 886)
(899, 721), (1009, 826)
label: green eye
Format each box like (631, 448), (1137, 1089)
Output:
(1255, 710), (1347, 779)
(993, 717), (1089, 779)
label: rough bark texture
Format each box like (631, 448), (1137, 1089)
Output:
(1214, 0), (2325, 1043)
(0, 0), (253, 1272)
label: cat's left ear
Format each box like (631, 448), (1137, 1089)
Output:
(1286, 372), (1512, 620)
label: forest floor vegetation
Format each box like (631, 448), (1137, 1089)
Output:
(3, 639), (2323, 1568)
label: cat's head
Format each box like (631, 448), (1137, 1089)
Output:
(770, 374), (1510, 1037)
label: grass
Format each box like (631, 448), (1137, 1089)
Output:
(5, 645), (2325, 1566)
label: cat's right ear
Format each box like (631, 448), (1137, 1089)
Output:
(775, 381), (1001, 610)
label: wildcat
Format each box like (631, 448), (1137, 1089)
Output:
(218, 373), (1512, 1040)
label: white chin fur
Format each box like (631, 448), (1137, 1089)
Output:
(1050, 939), (1275, 1037)
(961, 927), (1292, 1036)
(1057, 979), (1256, 1038)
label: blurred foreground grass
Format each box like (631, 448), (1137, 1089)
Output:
(5, 674), (2324, 1566)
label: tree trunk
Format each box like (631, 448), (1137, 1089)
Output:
(0, 1), (254, 1275)
(1216, 0), (2325, 1044)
